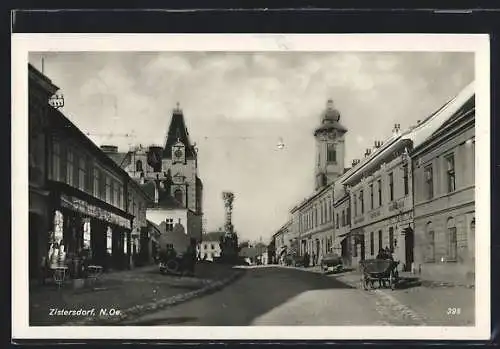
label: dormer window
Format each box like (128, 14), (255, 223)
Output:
(172, 139), (185, 164)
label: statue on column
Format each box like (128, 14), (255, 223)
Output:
(219, 191), (239, 264)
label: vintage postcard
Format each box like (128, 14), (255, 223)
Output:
(12, 34), (490, 340)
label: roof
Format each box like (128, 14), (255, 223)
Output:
(49, 108), (131, 180)
(106, 151), (131, 168)
(402, 81), (475, 149)
(314, 120), (348, 135)
(162, 107), (197, 160)
(28, 63), (59, 96)
(341, 80), (474, 186)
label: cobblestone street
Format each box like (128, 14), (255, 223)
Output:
(120, 266), (475, 326)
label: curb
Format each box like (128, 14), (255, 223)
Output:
(64, 269), (245, 326)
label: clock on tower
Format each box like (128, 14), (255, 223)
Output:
(172, 139), (185, 164)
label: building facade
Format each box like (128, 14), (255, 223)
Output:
(343, 128), (415, 270)
(290, 99), (348, 265)
(412, 90), (475, 284)
(332, 178), (352, 266)
(105, 104), (204, 251)
(28, 64), (59, 281)
(46, 107), (135, 274)
(197, 240), (222, 261)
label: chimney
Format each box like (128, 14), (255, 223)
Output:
(374, 140), (382, 149)
(417, 120), (421, 125)
(392, 123), (400, 136)
(365, 148), (372, 157)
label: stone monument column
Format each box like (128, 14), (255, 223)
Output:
(220, 191), (238, 263)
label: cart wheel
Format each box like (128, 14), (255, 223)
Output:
(361, 276), (368, 290)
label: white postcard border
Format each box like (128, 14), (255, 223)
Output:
(12, 33), (491, 340)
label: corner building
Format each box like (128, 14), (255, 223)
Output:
(412, 84), (475, 284)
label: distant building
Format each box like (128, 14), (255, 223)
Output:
(197, 240), (221, 261)
(411, 84), (475, 284)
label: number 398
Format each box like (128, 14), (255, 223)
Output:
(447, 307), (461, 315)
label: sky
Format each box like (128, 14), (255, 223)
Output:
(29, 51), (474, 243)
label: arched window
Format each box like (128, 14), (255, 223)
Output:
(174, 189), (184, 204)
(446, 217), (457, 261)
(136, 160), (143, 172)
(426, 222), (435, 262)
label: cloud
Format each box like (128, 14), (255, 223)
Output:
(28, 51), (474, 242)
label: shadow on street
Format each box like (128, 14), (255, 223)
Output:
(124, 266), (355, 326)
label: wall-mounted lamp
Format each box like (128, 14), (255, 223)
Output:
(49, 94), (65, 109)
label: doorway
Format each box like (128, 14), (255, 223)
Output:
(404, 227), (414, 271)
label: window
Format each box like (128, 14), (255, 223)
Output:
(211, 244), (214, 250)
(99, 171), (106, 200)
(360, 190), (364, 214)
(118, 186), (123, 209)
(370, 232), (374, 256)
(329, 201), (333, 221)
(347, 206), (351, 224)
(174, 189), (183, 204)
(370, 184), (374, 209)
(327, 143), (336, 163)
(78, 157), (86, 191)
(320, 202), (324, 224)
(83, 218), (91, 249)
(389, 172), (394, 201)
(66, 148), (74, 186)
(403, 164), (409, 196)
(426, 222), (435, 262)
(389, 227), (394, 251)
(93, 169), (100, 197)
(166, 219), (174, 231)
(342, 210), (345, 226)
(377, 179), (382, 206)
(336, 213), (339, 229)
(424, 165), (434, 200)
(353, 195), (358, 217)
(113, 182), (119, 206)
(52, 142), (60, 181)
(105, 176), (112, 203)
(106, 227), (113, 254)
(136, 160), (143, 172)
(447, 218), (457, 261)
(314, 206), (318, 227)
(445, 154), (456, 193)
(378, 230), (383, 251)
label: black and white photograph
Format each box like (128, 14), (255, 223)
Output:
(12, 34), (490, 340)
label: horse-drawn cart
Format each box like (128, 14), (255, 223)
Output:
(359, 259), (399, 290)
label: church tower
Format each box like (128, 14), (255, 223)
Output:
(161, 103), (203, 215)
(314, 99), (348, 190)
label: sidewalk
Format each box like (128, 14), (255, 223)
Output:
(287, 265), (475, 326)
(30, 262), (242, 326)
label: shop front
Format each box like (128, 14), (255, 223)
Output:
(48, 183), (133, 277)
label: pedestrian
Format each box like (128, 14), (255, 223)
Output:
(376, 249), (384, 259)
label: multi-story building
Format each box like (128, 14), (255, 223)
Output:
(291, 99), (348, 265)
(28, 63), (59, 281)
(411, 82), (475, 284)
(197, 240), (222, 261)
(343, 126), (414, 269)
(106, 104), (204, 251)
(46, 107), (135, 273)
(343, 81), (475, 272)
(332, 176), (352, 266)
